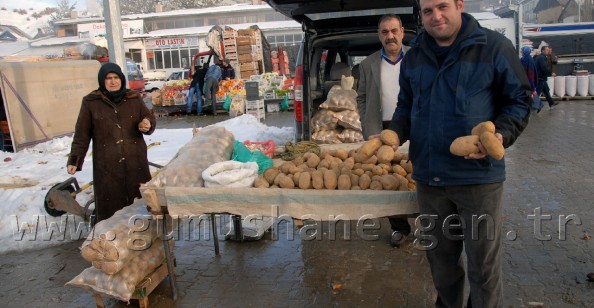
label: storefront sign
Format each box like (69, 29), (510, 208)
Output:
(77, 20), (144, 38)
(145, 37), (201, 49)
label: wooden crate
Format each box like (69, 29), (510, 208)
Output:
(92, 260), (173, 308)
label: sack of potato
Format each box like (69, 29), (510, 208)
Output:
(254, 129), (415, 191)
(150, 126), (235, 187)
(80, 201), (160, 275)
(320, 86), (357, 111)
(67, 238), (173, 302)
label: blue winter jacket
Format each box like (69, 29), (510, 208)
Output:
(390, 13), (531, 186)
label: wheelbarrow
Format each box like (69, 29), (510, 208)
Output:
(44, 142), (163, 219)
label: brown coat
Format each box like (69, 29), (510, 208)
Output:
(68, 90), (156, 222)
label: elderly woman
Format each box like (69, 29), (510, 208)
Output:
(67, 62), (156, 223)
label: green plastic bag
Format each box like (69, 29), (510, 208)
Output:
(280, 96), (289, 111)
(231, 141), (273, 174)
(223, 95), (232, 111)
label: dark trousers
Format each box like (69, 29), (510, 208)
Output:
(203, 78), (219, 113)
(416, 182), (503, 308)
(537, 78), (555, 107)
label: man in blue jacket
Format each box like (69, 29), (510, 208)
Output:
(390, 0), (531, 306)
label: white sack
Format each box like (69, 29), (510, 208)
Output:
(202, 161), (259, 188)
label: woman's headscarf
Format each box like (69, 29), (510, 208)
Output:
(520, 46), (538, 90)
(98, 62), (127, 104)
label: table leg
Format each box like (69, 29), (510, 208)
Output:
(162, 216), (178, 301)
(232, 215), (244, 242)
(211, 213), (220, 255)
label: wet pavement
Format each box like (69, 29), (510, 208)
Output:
(2, 102), (594, 307)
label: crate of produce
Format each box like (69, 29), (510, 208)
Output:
(236, 37), (256, 46)
(173, 92), (187, 106)
(237, 45), (256, 54)
(263, 91), (275, 100)
(243, 140), (275, 158)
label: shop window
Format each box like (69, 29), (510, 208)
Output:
(194, 19), (203, 27)
(163, 50), (172, 68)
(172, 49), (181, 68)
(155, 50), (164, 69)
(180, 49), (190, 69)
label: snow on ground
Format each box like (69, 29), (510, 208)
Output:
(0, 114), (294, 255)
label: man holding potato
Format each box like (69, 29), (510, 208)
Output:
(389, 0), (531, 306)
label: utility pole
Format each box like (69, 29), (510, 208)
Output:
(103, 0), (128, 87)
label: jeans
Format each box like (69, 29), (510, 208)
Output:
(416, 182), (504, 308)
(203, 78), (219, 113)
(537, 79), (555, 107)
(186, 86), (202, 114)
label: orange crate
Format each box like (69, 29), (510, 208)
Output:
(243, 140), (275, 158)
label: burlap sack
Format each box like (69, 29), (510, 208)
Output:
(312, 129), (342, 144)
(66, 239), (173, 302)
(320, 88), (357, 111)
(311, 109), (338, 133)
(149, 126), (235, 187)
(334, 110), (362, 131)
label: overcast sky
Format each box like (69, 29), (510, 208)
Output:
(0, 0), (87, 11)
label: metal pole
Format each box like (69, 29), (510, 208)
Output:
(103, 0), (128, 87)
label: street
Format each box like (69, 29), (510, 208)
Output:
(1, 102), (594, 307)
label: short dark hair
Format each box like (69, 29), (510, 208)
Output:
(541, 46), (549, 52)
(378, 14), (402, 28)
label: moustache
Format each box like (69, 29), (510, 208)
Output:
(385, 38), (399, 44)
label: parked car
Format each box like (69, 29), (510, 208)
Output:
(264, 0), (421, 142)
(144, 69), (189, 92)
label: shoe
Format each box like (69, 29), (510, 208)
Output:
(550, 101), (560, 109)
(390, 231), (408, 248)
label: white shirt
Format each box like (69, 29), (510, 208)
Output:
(380, 59), (401, 121)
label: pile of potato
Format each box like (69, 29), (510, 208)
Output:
(254, 130), (415, 191)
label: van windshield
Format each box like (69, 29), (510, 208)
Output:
(126, 61), (143, 81)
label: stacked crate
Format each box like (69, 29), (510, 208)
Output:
(222, 28), (240, 77)
(245, 81), (265, 121)
(237, 29), (263, 79)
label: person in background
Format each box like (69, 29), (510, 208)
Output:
(67, 63), (156, 223)
(520, 46), (543, 113)
(187, 64), (205, 115)
(356, 14), (412, 248)
(203, 61), (222, 115)
(535, 46), (558, 109)
(546, 46), (558, 75)
(220, 58), (235, 80)
(390, 0), (531, 306)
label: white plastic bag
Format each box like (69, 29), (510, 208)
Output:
(202, 161), (259, 188)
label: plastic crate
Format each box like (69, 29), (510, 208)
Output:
(245, 99), (264, 110)
(243, 140), (275, 158)
(263, 92), (275, 100)
(246, 108), (265, 121)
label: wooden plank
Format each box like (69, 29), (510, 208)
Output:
(131, 262), (170, 301)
